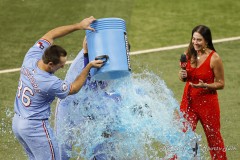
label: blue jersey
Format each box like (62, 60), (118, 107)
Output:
(14, 39), (71, 120)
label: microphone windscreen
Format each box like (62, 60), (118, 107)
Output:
(180, 54), (187, 62)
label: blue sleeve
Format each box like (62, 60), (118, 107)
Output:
(23, 39), (51, 63)
(84, 53), (89, 67)
(48, 78), (71, 99)
(65, 49), (85, 83)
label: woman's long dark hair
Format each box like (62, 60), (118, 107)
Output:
(187, 25), (216, 63)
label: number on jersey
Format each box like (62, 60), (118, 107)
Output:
(17, 80), (34, 107)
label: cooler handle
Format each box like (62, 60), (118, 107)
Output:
(95, 55), (109, 63)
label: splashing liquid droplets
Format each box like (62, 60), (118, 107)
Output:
(57, 71), (200, 159)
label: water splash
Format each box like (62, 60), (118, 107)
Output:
(1, 108), (14, 136)
(57, 71), (201, 159)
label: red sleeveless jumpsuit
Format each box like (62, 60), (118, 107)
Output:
(180, 51), (227, 160)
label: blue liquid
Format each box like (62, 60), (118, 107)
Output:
(57, 71), (200, 159)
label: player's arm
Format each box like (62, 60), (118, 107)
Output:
(83, 36), (90, 67)
(69, 60), (103, 95)
(41, 16), (96, 44)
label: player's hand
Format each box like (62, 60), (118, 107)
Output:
(89, 60), (104, 68)
(78, 16), (96, 31)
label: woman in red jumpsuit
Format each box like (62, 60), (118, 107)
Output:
(179, 25), (227, 160)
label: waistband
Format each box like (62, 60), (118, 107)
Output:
(15, 113), (48, 120)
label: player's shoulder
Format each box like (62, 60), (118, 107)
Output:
(47, 75), (63, 87)
(46, 75), (70, 98)
(33, 74), (58, 94)
(40, 73), (59, 84)
(31, 39), (51, 51)
(36, 38), (51, 49)
(22, 57), (38, 67)
(24, 39), (51, 62)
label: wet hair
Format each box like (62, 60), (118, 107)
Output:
(187, 25), (216, 62)
(42, 45), (67, 65)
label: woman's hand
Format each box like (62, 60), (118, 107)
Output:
(179, 69), (187, 81)
(190, 79), (208, 89)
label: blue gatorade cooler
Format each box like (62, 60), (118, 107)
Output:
(86, 18), (131, 80)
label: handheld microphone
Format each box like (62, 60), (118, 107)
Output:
(180, 54), (187, 82)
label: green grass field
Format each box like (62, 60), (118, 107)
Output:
(1, 0), (240, 159)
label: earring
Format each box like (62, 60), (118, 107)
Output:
(203, 43), (208, 51)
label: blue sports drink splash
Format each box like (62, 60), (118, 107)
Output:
(57, 71), (201, 159)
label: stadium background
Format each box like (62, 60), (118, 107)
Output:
(0, 0), (239, 159)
